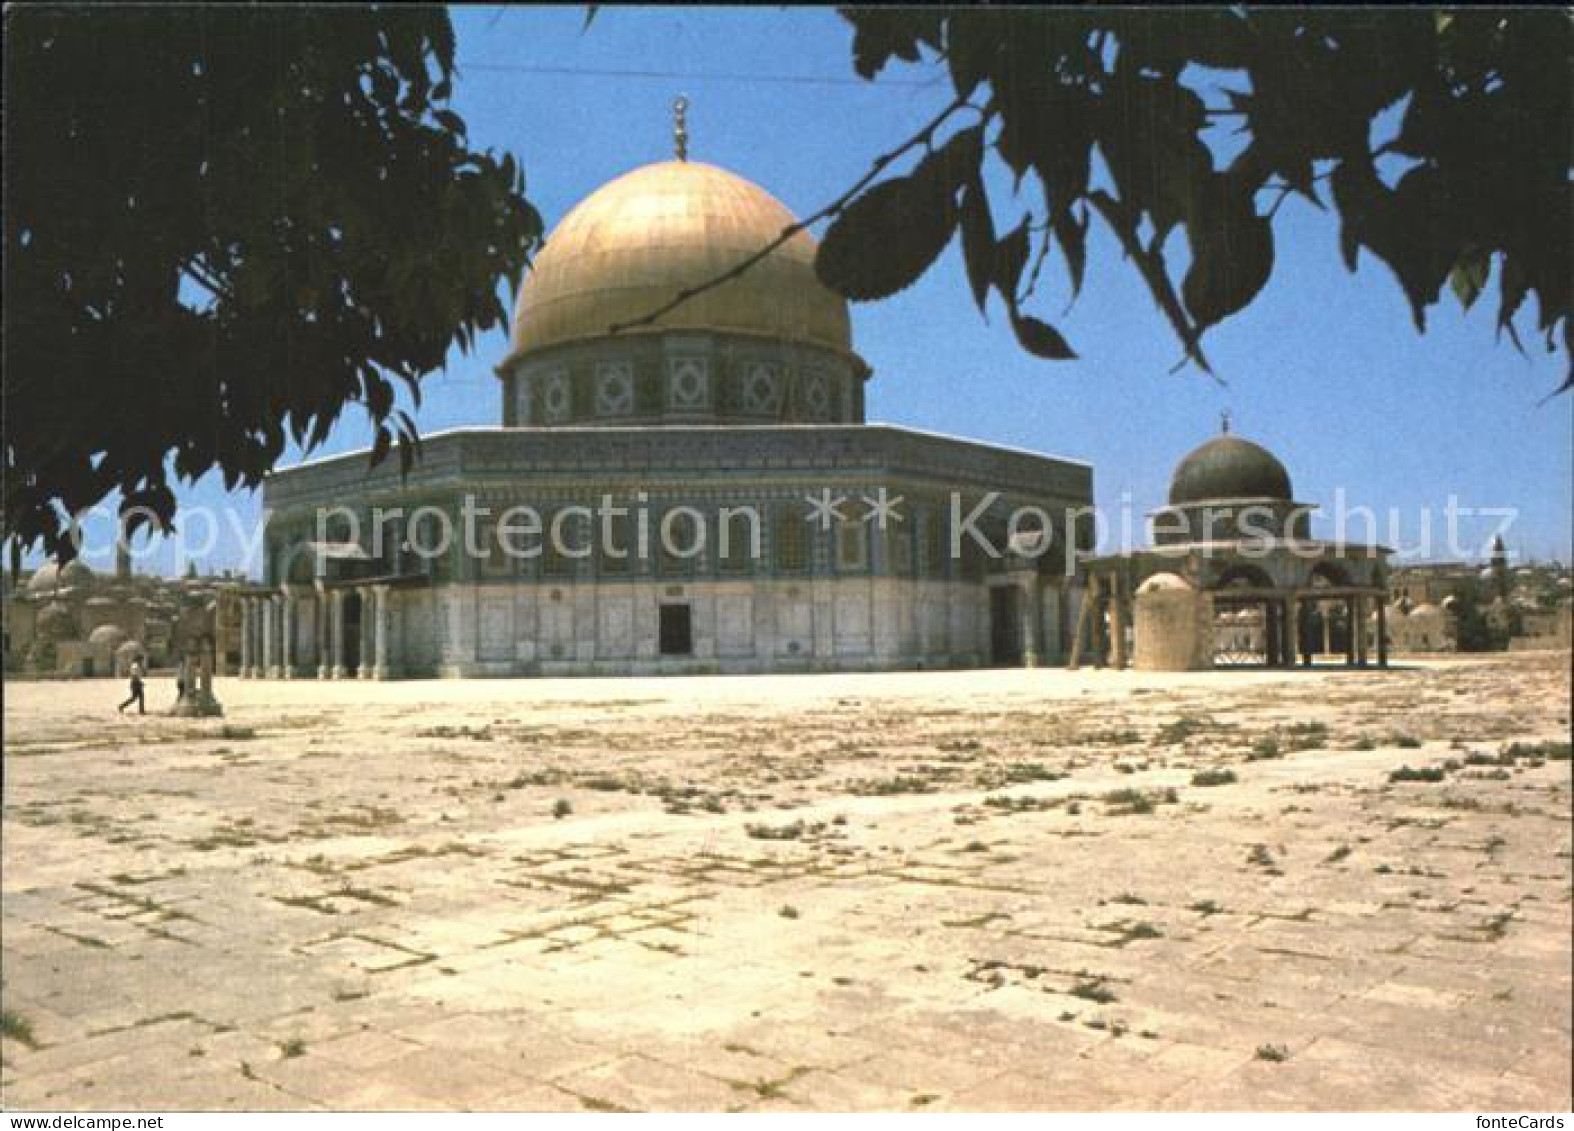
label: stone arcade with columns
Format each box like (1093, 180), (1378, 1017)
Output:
(245, 135), (1093, 680)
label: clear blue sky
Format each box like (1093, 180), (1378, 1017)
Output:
(61, 6), (1572, 576)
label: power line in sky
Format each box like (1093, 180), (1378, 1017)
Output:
(462, 62), (939, 89)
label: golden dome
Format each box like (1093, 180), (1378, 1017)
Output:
(504, 160), (853, 365)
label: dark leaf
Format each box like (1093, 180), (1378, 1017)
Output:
(816, 168), (960, 301)
(1052, 205), (1089, 297)
(1009, 310), (1077, 361)
(1182, 207), (1275, 331)
(992, 219), (1031, 304)
(843, 8), (942, 80)
(959, 179), (995, 314)
(944, 14), (992, 99)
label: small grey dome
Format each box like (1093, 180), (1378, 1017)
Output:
(1169, 434), (1293, 506)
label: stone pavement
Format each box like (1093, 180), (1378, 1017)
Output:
(2, 653), (1569, 1111)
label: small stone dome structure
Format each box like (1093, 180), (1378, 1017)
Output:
(1137, 572), (1194, 595)
(27, 560), (96, 595)
(1392, 600), (1452, 652)
(1133, 572), (1210, 671)
(88, 624), (128, 648)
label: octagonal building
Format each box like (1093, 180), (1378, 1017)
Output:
(254, 141), (1092, 678)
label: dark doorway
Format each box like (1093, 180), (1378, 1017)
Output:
(343, 591), (363, 675)
(659, 604), (693, 656)
(989, 586), (1022, 666)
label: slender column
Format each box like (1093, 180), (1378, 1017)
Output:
(262, 597), (273, 677)
(1091, 577), (1108, 669)
(373, 584), (391, 679)
(359, 588), (376, 680)
(315, 585), (330, 679)
(1109, 575), (1128, 670)
(330, 589), (347, 679)
(1056, 578), (1070, 660)
(261, 597), (277, 676)
(240, 597), (254, 678)
(264, 595), (276, 679)
(267, 595), (283, 678)
(1377, 599), (1389, 668)
(259, 597), (269, 677)
(1322, 602), (1332, 656)
(213, 599), (229, 677)
(1354, 595), (1368, 667)
(1283, 594), (1299, 669)
(1010, 574), (1041, 669)
(281, 590), (296, 678)
(1067, 575), (1095, 671)
(245, 598), (257, 678)
(1344, 597), (1357, 666)
(244, 598), (255, 678)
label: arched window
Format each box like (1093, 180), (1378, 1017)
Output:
(1213, 563), (1274, 590)
(775, 504), (808, 573)
(919, 506), (948, 579)
(717, 506), (758, 574)
(835, 518), (868, 573)
(658, 508), (703, 577)
(1310, 561), (1352, 588)
(597, 510), (633, 577)
(542, 510), (582, 579)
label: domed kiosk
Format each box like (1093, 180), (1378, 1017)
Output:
(257, 108), (1092, 678)
(1076, 419), (1392, 671)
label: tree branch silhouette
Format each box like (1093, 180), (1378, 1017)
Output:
(605, 93), (972, 338)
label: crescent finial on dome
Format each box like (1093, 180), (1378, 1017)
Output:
(673, 94), (689, 162)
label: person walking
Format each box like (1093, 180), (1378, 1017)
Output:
(118, 657), (146, 715)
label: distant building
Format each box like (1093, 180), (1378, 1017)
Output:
(2, 559), (233, 676)
(1383, 549), (1573, 654)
